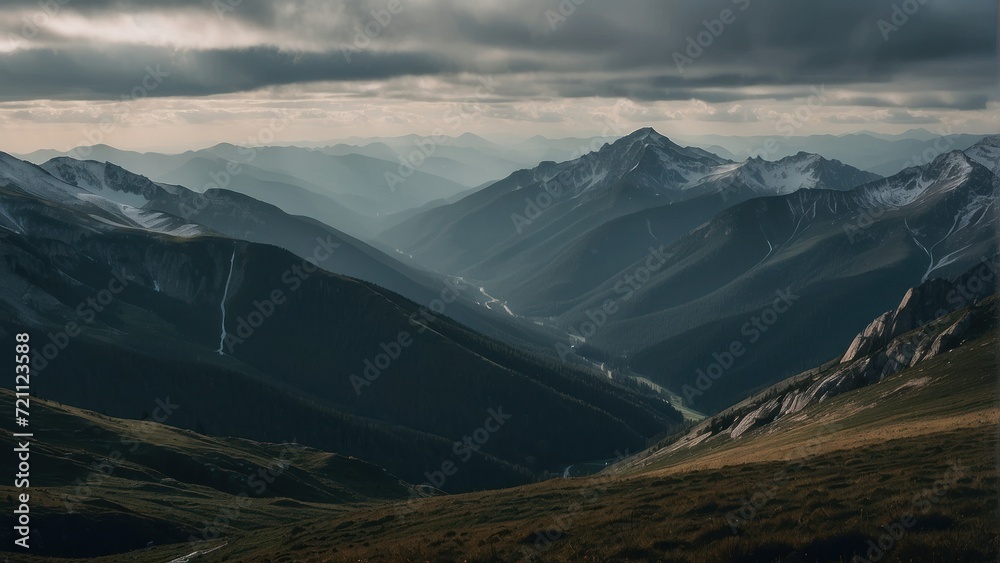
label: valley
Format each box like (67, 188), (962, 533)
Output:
(5, 294), (996, 561)
(1, 114), (996, 563)
(3, 3), (998, 560)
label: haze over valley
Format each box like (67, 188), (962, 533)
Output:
(1, 1), (997, 561)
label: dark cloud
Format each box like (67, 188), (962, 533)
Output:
(0, 0), (994, 111)
(2, 0), (279, 25)
(0, 46), (454, 101)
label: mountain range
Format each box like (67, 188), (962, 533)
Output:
(381, 129), (881, 307)
(0, 149), (683, 493)
(679, 130), (991, 176)
(5, 246), (995, 561)
(383, 130), (997, 411)
(1, 126), (996, 561)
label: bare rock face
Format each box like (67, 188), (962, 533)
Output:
(926, 311), (974, 359)
(711, 258), (998, 442)
(841, 260), (998, 363)
(841, 310), (894, 363)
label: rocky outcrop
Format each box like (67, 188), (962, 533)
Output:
(723, 261), (997, 439)
(842, 258), (999, 362)
(657, 259), (999, 447)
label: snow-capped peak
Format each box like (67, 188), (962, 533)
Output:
(0, 151), (89, 204)
(854, 150), (976, 209)
(1, 153), (206, 238)
(617, 127), (674, 147)
(519, 129), (879, 204)
(963, 136), (1000, 172)
(611, 127), (726, 164)
(700, 151), (879, 198)
(589, 128), (734, 197)
(41, 157), (182, 208)
(524, 127), (733, 200)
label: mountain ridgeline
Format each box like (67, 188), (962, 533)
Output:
(379, 128), (881, 287)
(0, 150), (683, 493)
(381, 131), (998, 412)
(0, 126), (998, 561)
(1, 127), (996, 492)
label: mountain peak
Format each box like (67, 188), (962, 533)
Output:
(722, 150), (880, 197)
(537, 127), (733, 199)
(772, 151), (824, 166)
(455, 132), (496, 147)
(620, 127), (670, 144)
(606, 127), (689, 158)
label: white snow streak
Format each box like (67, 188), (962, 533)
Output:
(217, 247), (237, 355)
(747, 222), (776, 273)
(906, 201), (985, 282)
(760, 223), (774, 255)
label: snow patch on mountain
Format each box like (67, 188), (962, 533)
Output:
(705, 152), (880, 200)
(0, 201), (26, 234)
(741, 154), (823, 194)
(75, 193), (205, 237)
(494, 129), (879, 214)
(0, 152), (88, 204)
(0, 154), (206, 238)
(218, 247), (237, 355)
(118, 206), (206, 238)
(528, 128), (735, 202)
(964, 136), (1000, 171)
(88, 214), (132, 230)
(855, 152), (974, 209)
(67, 161), (150, 207)
(42, 157), (178, 207)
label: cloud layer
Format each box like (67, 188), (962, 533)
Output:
(0, 0), (996, 150)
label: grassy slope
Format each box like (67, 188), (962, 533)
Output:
(0, 391), (413, 561)
(4, 328), (996, 562)
(216, 329), (999, 562)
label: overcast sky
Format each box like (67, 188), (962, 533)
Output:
(0, 0), (996, 152)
